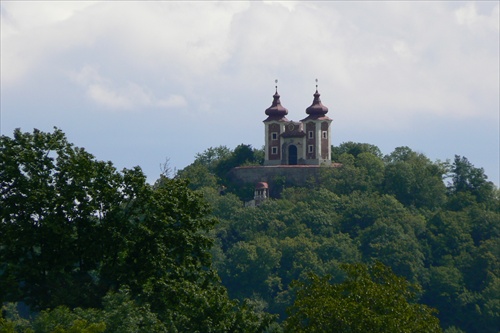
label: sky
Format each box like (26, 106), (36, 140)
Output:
(1, 1), (499, 186)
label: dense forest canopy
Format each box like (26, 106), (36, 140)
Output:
(177, 141), (499, 333)
(1, 128), (498, 333)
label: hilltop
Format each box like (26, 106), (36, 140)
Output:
(177, 141), (499, 333)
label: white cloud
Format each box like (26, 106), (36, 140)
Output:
(456, 2), (480, 26)
(1, 1), (99, 84)
(87, 84), (131, 110)
(1, 2), (248, 86)
(392, 41), (417, 62)
(455, 2), (499, 32)
(1, 1), (497, 121)
(71, 65), (186, 111)
(1, 1), (97, 36)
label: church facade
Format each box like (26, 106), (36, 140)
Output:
(263, 87), (332, 166)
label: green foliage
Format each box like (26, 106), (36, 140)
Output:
(0, 128), (122, 309)
(215, 144), (261, 179)
(284, 262), (442, 333)
(359, 219), (425, 283)
(447, 155), (496, 209)
(175, 145), (230, 190)
(383, 146), (447, 209)
(1, 303), (33, 333)
(3, 130), (498, 332)
(32, 307), (106, 333)
(204, 143), (498, 332)
(321, 152), (385, 194)
(96, 288), (165, 333)
(193, 146), (232, 170)
(331, 141), (383, 160)
(338, 191), (407, 235)
(177, 144), (263, 198)
(0, 129), (277, 332)
(100, 175), (276, 332)
(426, 211), (474, 261)
(212, 144), (264, 200)
(1, 289), (166, 333)
(175, 162), (218, 190)
(322, 143), (386, 195)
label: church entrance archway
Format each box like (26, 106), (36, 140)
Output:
(288, 145), (298, 165)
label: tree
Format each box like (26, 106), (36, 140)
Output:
(447, 155), (495, 208)
(360, 219), (425, 283)
(383, 147), (447, 209)
(284, 262), (442, 333)
(338, 191), (408, 236)
(193, 146), (232, 170)
(0, 128), (123, 309)
(177, 144), (263, 198)
(426, 211), (474, 262)
(324, 143), (385, 195)
(331, 142), (383, 161)
(176, 146), (231, 190)
(222, 236), (282, 298)
(215, 144), (262, 188)
(422, 265), (466, 330)
(320, 152), (385, 195)
(1, 288), (167, 333)
(175, 162), (218, 190)
(97, 174), (277, 332)
(101, 175), (231, 328)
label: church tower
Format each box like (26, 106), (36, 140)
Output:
(301, 87), (332, 165)
(263, 86), (289, 166)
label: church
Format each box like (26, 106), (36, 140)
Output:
(229, 83), (336, 202)
(263, 84), (332, 166)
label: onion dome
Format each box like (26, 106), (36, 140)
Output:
(305, 89), (328, 116)
(265, 90), (288, 118)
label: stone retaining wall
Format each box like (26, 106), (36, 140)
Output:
(228, 165), (340, 197)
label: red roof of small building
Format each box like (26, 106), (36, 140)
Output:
(255, 182), (269, 189)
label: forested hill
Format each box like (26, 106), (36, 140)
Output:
(1, 129), (498, 333)
(178, 142), (499, 333)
